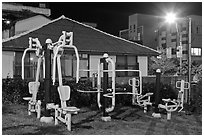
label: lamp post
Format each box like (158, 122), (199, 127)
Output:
(188, 18), (192, 105)
(165, 13), (182, 74)
(165, 13), (192, 105)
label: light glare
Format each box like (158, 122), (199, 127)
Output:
(165, 13), (176, 24)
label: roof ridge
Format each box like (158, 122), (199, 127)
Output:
(63, 16), (159, 53)
(2, 15), (65, 43)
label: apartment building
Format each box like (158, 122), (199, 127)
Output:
(120, 13), (202, 64)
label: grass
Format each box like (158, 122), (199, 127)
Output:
(2, 104), (202, 135)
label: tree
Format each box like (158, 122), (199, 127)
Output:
(149, 50), (179, 75)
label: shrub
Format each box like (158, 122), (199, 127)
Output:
(3, 78), (200, 115)
(2, 78), (29, 104)
(188, 81), (202, 114)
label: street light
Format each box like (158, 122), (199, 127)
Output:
(165, 12), (182, 73)
(164, 12), (192, 105)
(165, 12), (177, 24)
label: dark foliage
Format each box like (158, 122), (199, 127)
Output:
(2, 78), (201, 114)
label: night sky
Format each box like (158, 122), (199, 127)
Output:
(23, 2), (203, 36)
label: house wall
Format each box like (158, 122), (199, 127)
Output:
(15, 15), (51, 35)
(2, 51), (14, 78)
(138, 56), (148, 76)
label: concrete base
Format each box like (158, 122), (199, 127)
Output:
(40, 116), (54, 123)
(101, 116), (111, 122)
(152, 113), (161, 118)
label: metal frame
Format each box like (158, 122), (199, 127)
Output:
(78, 54), (153, 113)
(158, 79), (189, 120)
(22, 37), (44, 118)
(48, 31), (80, 131)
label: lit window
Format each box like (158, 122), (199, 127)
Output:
(137, 33), (141, 41)
(191, 48), (201, 56)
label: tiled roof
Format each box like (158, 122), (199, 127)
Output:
(2, 15), (159, 56)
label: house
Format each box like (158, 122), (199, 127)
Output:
(2, 15), (159, 79)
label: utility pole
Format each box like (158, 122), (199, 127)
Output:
(188, 18), (192, 105)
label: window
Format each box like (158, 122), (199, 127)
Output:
(137, 26), (143, 41)
(127, 56), (139, 76)
(70, 53), (89, 78)
(182, 34), (188, 38)
(171, 39), (177, 42)
(116, 55), (138, 77)
(196, 25), (201, 34)
(129, 25), (132, 32)
(171, 32), (177, 36)
(161, 37), (166, 41)
(191, 48), (201, 56)
(137, 33), (141, 41)
(161, 43), (166, 48)
(182, 27), (187, 31)
(116, 55), (126, 77)
(14, 51), (39, 79)
(182, 40), (188, 44)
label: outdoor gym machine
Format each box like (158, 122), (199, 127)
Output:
(46, 31), (80, 131)
(22, 37), (44, 118)
(78, 53), (153, 120)
(97, 54), (153, 114)
(158, 79), (189, 120)
(152, 69), (190, 120)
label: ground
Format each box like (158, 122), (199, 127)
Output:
(2, 104), (202, 135)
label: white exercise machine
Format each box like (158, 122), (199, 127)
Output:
(47, 31), (80, 131)
(97, 54), (153, 113)
(22, 37), (44, 118)
(129, 77), (153, 113)
(158, 79), (189, 120)
(78, 53), (153, 113)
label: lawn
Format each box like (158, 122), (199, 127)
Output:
(2, 104), (202, 135)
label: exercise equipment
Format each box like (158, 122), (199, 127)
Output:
(158, 79), (189, 120)
(22, 37), (44, 118)
(78, 53), (153, 114)
(98, 55), (153, 113)
(52, 31), (79, 84)
(129, 77), (153, 113)
(48, 31), (80, 131)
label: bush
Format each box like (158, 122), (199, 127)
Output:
(3, 78), (200, 115)
(188, 81), (202, 114)
(2, 78), (29, 104)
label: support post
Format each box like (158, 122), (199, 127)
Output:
(101, 54), (111, 121)
(40, 39), (53, 123)
(152, 69), (161, 118)
(188, 18), (192, 105)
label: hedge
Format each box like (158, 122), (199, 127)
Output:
(2, 78), (201, 114)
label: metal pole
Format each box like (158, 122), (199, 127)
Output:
(176, 22), (182, 75)
(44, 41), (52, 117)
(40, 39), (54, 123)
(100, 54), (111, 121)
(188, 18), (192, 105)
(154, 69), (161, 113)
(101, 57), (109, 117)
(152, 69), (161, 118)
